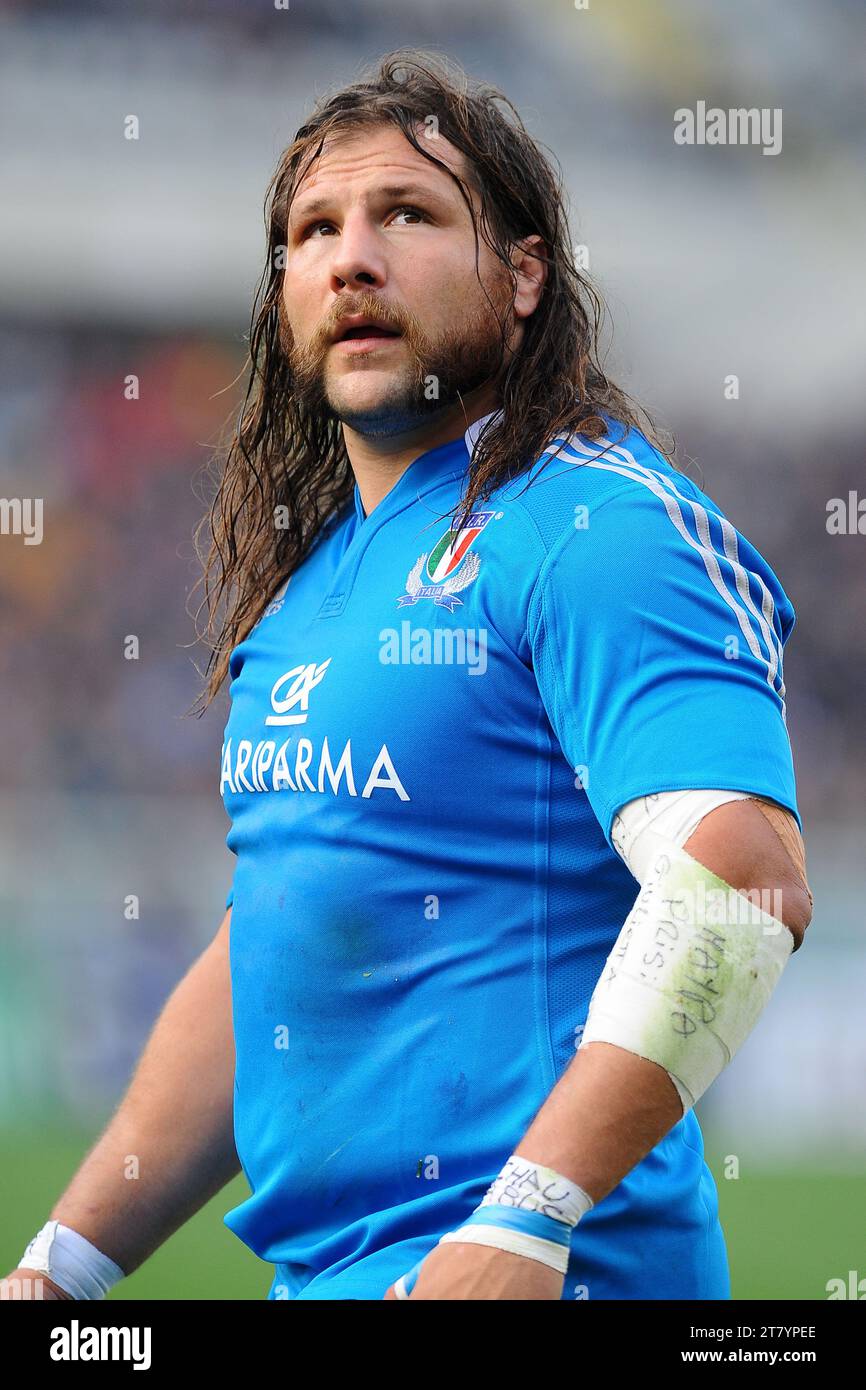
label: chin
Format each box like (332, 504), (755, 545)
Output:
(326, 380), (437, 437)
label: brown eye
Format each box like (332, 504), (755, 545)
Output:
(391, 206), (425, 225)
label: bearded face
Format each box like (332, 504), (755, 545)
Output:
(280, 124), (520, 439)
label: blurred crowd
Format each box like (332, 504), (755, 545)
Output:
(0, 327), (240, 794)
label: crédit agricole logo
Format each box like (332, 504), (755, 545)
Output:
(220, 658), (409, 801)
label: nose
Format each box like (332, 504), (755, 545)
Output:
(329, 213), (387, 293)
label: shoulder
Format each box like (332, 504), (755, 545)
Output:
(496, 423), (711, 564)
(496, 422), (795, 646)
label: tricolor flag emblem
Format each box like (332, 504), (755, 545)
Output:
(397, 510), (497, 611)
(425, 511), (495, 583)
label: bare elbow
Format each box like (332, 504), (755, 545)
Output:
(781, 880), (813, 952)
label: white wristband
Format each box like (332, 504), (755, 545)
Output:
(18, 1221), (125, 1300)
(393, 1158), (593, 1295)
(479, 1154), (594, 1228)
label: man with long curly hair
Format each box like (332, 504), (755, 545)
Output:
(8, 51), (811, 1304)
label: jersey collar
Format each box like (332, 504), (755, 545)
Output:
(351, 408), (502, 525)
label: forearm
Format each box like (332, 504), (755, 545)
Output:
(47, 911), (239, 1276)
(517, 1042), (682, 1203)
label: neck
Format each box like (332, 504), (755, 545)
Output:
(342, 385), (500, 517)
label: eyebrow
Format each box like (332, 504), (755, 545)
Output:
(289, 183), (451, 223)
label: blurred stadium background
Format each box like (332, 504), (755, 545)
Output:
(1, 0), (864, 1299)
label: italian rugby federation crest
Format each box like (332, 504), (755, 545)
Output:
(397, 510), (498, 611)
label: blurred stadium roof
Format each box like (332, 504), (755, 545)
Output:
(1, 0), (864, 432)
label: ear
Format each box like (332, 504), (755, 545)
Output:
(512, 234), (548, 320)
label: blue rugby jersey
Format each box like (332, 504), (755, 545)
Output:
(219, 412), (800, 1300)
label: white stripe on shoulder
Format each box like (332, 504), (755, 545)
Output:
(551, 434), (786, 713)
(612, 437), (785, 705)
(717, 516), (785, 704)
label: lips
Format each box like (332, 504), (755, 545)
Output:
(340, 324), (399, 340)
(332, 316), (402, 342)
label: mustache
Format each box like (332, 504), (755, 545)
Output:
(310, 293), (418, 355)
(329, 299), (406, 341)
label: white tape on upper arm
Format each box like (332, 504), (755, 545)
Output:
(611, 789), (752, 884)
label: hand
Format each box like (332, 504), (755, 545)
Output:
(384, 1241), (564, 1300)
(1, 1268), (74, 1300)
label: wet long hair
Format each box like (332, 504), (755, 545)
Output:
(190, 48), (670, 711)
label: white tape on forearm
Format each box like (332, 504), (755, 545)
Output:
(578, 844), (794, 1112)
(18, 1221), (125, 1300)
(479, 1155), (593, 1228)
